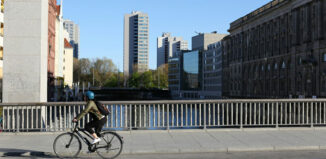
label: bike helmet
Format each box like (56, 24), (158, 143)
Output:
(85, 91), (95, 100)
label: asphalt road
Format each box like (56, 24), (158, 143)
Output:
(2, 150), (326, 159)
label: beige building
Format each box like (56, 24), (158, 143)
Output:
(63, 38), (73, 87)
(192, 32), (227, 51)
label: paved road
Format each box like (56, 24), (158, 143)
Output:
(2, 128), (326, 158)
(2, 151), (326, 159)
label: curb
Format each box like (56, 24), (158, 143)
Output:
(1, 145), (325, 157)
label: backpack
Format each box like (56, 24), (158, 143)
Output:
(95, 101), (110, 116)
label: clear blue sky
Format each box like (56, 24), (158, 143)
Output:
(62, 0), (271, 70)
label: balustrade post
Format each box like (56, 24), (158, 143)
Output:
(129, 104), (132, 132)
(204, 103), (206, 130)
(167, 104), (170, 130)
(311, 102), (313, 128)
(240, 102), (243, 129)
(276, 102), (279, 128)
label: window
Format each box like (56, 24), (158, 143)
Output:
(268, 64), (271, 71)
(282, 61), (286, 69)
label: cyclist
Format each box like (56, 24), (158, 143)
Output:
(72, 91), (107, 144)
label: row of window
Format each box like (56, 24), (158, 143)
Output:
(139, 16), (148, 19)
(139, 23), (148, 26)
(138, 61), (147, 64)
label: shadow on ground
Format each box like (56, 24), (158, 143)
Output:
(0, 148), (55, 158)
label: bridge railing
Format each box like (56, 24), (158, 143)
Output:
(1, 99), (326, 132)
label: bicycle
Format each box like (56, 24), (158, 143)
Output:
(53, 122), (123, 159)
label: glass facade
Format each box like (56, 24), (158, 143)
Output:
(182, 50), (202, 90)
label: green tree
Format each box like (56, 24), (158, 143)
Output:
(153, 64), (168, 89)
(104, 75), (118, 87)
(141, 71), (154, 89)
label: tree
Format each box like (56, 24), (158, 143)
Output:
(128, 72), (141, 88)
(104, 75), (118, 87)
(74, 57), (118, 87)
(92, 57), (117, 87)
(142, 71), (154, 89)
(153, 64), (168, 89)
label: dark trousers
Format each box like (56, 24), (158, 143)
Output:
(85, 117), (107, 135)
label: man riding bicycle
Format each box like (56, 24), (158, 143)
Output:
(72, 91), (107, 144)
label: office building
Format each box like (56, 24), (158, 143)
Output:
(222, 0), (326, 98)
(157, 33), (188, 68)
(168, 33), (227, 99)
(192, 32), (227, 51)
(124, 11), (149, 76)
(202, 41), (224, 99)
(168, 56), (181, 98)
(64, 19), (80, 59)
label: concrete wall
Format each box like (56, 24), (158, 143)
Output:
(3, 0), (48, 103)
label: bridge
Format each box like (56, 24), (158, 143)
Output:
(1, 99), (326, 158)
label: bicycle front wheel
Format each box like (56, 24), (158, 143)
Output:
(53, 132), (81, 158)
(96, 131), (123, 159)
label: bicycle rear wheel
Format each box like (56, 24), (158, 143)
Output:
(96, 131), (123, 159)
(53, 132), (81, 158)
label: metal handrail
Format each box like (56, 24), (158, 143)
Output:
(1, 99), (326, 132)
(1, 99), (326, 106)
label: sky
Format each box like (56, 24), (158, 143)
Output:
(62, 0), (271, 70)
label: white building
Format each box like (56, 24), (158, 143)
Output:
(63, 19), (79, 58)
(54, 1), (64, 78)
(157, 33), (188, 68)
(123, 11), (149, 76)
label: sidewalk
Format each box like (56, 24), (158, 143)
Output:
(1, 128), (326, 157)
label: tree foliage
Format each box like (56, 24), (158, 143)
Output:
(74, 58), (169, 89)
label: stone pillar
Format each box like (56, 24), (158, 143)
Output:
(3, 0), (48, 103)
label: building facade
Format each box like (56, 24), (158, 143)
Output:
(63, 38), (74, 88)
(157, 33), (188, 68)
(192, 33), (227, 51)
(0, 0), (4, 101)
(223, 0), (326, 98)
(202, 41), (224, 99)
(124, 11), (149, 76)
(63, 19), (80, 59)
(168, 33), (228, 99)
(48, 0), (57, 101)
(55, 2), (64, 78)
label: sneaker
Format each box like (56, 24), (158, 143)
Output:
(92, 138), (101, 144)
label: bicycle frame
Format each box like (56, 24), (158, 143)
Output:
(71, 123), (112, 151)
